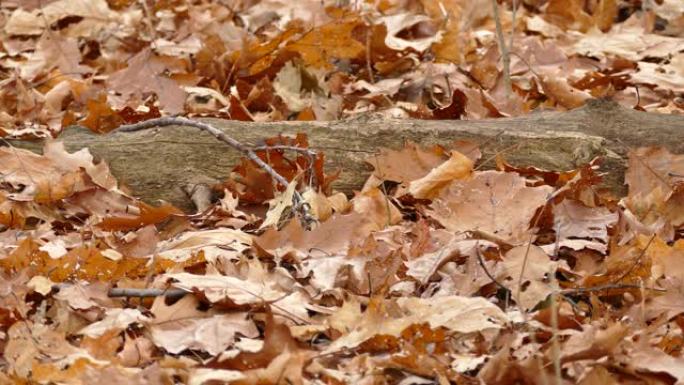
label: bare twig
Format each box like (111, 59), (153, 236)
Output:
(560, 283), (666, 295)
(508, 0), (518, 50)
(612, 234), (656, 284)
(475, 247), (511, 298)
(364, 16), (375, 84)
(491, 0), (512, 98)
(253, 145), (319, 188)
(116, 117), (316, 228)
(108, 287), (188, 299)
(549, 276), (562, 385)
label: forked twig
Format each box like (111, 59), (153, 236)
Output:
(116, 117), (316, 228)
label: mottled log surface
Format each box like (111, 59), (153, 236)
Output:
(8, 99), (684, 210)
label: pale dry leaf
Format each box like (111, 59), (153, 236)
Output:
(148, 313), (258, 355)
(302, 187), (333, 221)
(0, 141), (118, 201)
(377, 13), (443, 52)
(273, 61), (309, 112)
(626, 348), (684, 384)
(552, 199), (617, 253)
(256, 211), (376, 260)
(154, 228), (252, 262)
(163, 272), (287, 305)
(539, 75), (592, 109)
(561, 323), (629, 362)
(568, 24), (684, 61)
(624, 147), (684, 230)
(188, 369), (245, 385)
(428, 171), (553, 244)
(20, 34), (90, 80)
(261, 180), (297, 229)
(408, 150), (473, 199)
(27, 276), (54, 295)
(107, 49), (186, 114)
(367, 142), (448, 186)
(325, 296), (507, 353)
(352, 186), (402, 229)
(502, 245), (558, 310)
(78, 308), (149, 338)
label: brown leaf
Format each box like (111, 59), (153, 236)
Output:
(107, 49), (186, 114)
(428, 171), (553, 244)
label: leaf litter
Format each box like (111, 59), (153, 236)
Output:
(1, 0), (684, 384)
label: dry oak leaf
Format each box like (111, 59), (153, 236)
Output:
(206, 311), (314, 385)
(4, 321), (89, 378)
(376, 13), (443, 52)
(324, 295), (507, 353)
(408, 150), (473, 199)
(568, 24), (684, 62)
(645, 283), (684, 322)
(107, 49), (186, 114)
(502, 245), (559, 311)
(78, 308), (149, 338)
(163, 271), (287, 306)
(539, 75), (592, 109)
(20, 34), (91, 81)
(428, 171), (553, 244)
(624, 146), (684, 229)
(352, 186), (402, 228)
(153, 228), (252, 262)
(633, 55), (684, 94)
(147, 294), (258, 356)
(625, 348), (684, 384)
(367, 141), (480, 197)
(551, 199), (617, 253)
(582, 235), (654, 288)
(256, 211), (377, 261)
(560, 322), (629, 363)
(406, 238), (496, 285)
(4, 0), (116, 37)
(367, 141), (448, 185)
(0, 141), (117, 202)
(285, 18), (365, 69)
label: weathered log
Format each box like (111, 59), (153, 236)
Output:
(7, 99), (684, 211)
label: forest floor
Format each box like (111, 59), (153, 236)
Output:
(1, 1), (684, 384)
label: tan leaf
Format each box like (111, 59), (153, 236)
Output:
(325, 296), (507, 353)
(502, 245), (558, 310)
(408, 150), (473, 199)
(428, 171), (552, 244)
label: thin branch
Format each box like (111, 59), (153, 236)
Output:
(364, 16), (375, 84)
(475, 246), (510, 295)
(612, 234), (656, 284)
(108, 287), (188, 299)
(491, 0), (512, 99)
(560, 283), (666, 295)
(253, 145), (319, 188)
(508, 0), (518, 50)
(116, 117), (316, 228)
(549, 275), (562, 385)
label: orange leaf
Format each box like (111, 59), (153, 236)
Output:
(98, 202), (182, 231)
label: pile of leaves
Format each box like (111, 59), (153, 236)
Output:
(0, 0), (683, 138)
(1, 135), (684, 384)
(2, 0), (684, 384)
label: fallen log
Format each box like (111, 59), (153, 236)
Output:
(7, 99), (684, 210)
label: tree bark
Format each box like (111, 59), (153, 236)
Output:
(7, 99), (684, 211)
